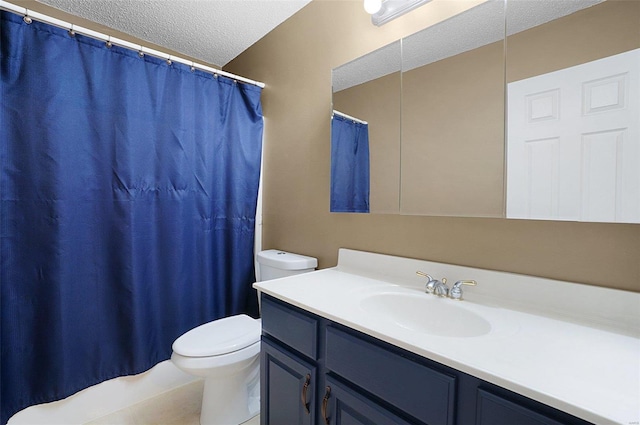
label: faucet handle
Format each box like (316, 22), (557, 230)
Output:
(416, 271), (436, 293)
(417, 271), (436, 294)
(449, 280), (477, 301)
(415, 271), (432, 280)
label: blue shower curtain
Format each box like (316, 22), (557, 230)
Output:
(331, 114), (370, 213)
(0, 11), (263, 424)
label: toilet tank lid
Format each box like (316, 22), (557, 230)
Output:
(172, 314), (261, 357)
(257, 249), (318, 270)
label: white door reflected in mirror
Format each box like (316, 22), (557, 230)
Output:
(507, 48), (640, 223)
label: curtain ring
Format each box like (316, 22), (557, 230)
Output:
(23, 10), (32, 24)
(106, 36), (112, 49)
(166, 56), (172, 66)
(190, 62), (195, 72)
(138, 50), (144, 58)
(68, 24), (76, 37)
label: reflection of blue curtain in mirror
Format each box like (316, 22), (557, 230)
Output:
(331, 114), (370, 213)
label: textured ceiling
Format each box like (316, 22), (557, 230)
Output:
(35, 0), (311, 67)
(334, 0), (604, 92)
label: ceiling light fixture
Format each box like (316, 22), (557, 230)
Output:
(363, 0), (382, 14)
(367, 0), (433, 26)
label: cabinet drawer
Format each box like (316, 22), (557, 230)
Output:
(325, 325), (456, 425)
(261, 295), (318, 360)
(476, 389), (593, 425)
(323, 376), (415, 425)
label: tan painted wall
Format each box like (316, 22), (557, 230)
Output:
(226, 0), (640, 292)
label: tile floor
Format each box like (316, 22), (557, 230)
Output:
(85, 380), (260, 425)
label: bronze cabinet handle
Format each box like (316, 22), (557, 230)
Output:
(321, 386), (331, 425)
(301, 374), (311, 414)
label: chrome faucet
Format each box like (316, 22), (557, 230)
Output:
(417, 271), (477, 300)
(449, 280), (477, 301)
(416, 271), (449, 297)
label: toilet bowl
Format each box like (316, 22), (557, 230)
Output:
(171, 250), (317, 425)
(171, 315), (261, 425)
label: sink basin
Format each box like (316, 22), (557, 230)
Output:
(360, 292), (492, 337)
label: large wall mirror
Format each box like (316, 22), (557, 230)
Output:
(331, 0), (639, 223)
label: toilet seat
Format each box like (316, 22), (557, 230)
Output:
(172, 314), (261, 357)
(171, 339), (261, 376)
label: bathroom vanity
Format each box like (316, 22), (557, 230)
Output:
(254, 249), (640, 425)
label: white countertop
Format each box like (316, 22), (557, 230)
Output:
(254, 249), (640, 425)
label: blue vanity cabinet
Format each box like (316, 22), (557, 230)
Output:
(260, 294), (594, 425)
(261, 296), (321, 425)
(260, 295), (413, 425)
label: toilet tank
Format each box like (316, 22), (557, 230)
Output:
(257, 250), (317, 281)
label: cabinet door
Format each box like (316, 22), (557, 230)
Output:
(321, 377), (416, 425)
(261, 338), (316, 425)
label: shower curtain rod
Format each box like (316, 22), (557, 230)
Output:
(0, 0), (266, 89)
(332, 110), (368, 125)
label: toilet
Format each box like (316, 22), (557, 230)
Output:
(171, 249), (317, 425)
